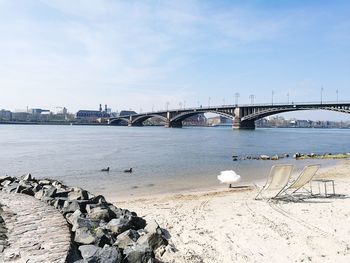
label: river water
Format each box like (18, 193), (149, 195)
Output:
(0, 125), (349, 199)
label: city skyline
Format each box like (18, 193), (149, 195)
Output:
(1, 0), (350, 121)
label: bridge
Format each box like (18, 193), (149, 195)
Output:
(108, 101), (350, 129)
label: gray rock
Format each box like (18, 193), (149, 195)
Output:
(106, 218), (131, 235)
(53, 198), (67, 209)
(68, 188), (89, 201)
(129, 215), (146, 230)
(79, 245), (121, 263)
(88, 207), (113, 222)
(4, 183), (19, 193)
(34, 189), (45, 199)
(91, 195), (107, 204)
(137, 220), (168, 250)
(260, 155), (270, 160)
(124, 244), (154, 263)
(21, 173), (32, 181)
(67, 209), (82, 225)
(137, 232), (168, 251)
(15, 185), (28, 194)
(74, 227), (96, 245)
(41, 196), (55, 205)
(62, 200), (81, 215)
(32, 184), (42, 193)
(1, 180), (13, 187)
(44, 186), (57, 198)
(72, 217), (96, 232)
(54, 190), (70, 198)
(144, 220), (160, 235)
(0, 176), (13, 184)
(271, 155), (279, 161)
(96, 232), (111, 247)
(293, 152), (301, 158)
(79, 245), (100, 259)
(114, 229), (140, 249)
(38, 179), (51, 185)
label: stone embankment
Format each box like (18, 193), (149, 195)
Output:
(0, 204), (7, 255)
(0, 175), (171, 263)
(0, 191), (70, 263)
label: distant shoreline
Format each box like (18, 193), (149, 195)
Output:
(0, 121), (349, 129)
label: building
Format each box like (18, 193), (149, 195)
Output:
(11, 112), (30, 122)
(0, 109), (12, 121)
(207, 116), (232, 126)
(31, 108), (50, 115)
(119, 110), (137, 116)
(182, 114), (207, 126)
(76, 104), (110, 122)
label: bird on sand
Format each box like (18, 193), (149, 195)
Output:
(101, 167), (110, 172)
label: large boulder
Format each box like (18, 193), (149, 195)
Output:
(62, 200), (82, 215)
(67, 209), (83, 225)
(68, 188), (89, 201)
(38, 179), (52, 186)
(72, 217), (96, 232)
(21, 173), (32, 181)
(270, 155), (279, 161)
(53, 198), (68, 210)
(90, 195), (107, 204)
(4, 183), (19, 193)
(106, 218), (131, 235)
(0, 176), (14, 185)
(43, 186), (57, 198)
(113, 229), (140, 250)
(79, 245), (121, 263)
(129, 216), (146, 230)
(74, 227), (96, 245)
(88, 207), (114, 222)
(34, 189), (45, 199)
(95, 228), (111, 247)
(137, 220), (168, 250)
(124, 244), (154, 263)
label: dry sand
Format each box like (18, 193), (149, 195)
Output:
(113, 160), (350, 263)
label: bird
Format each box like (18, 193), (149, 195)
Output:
(217, 170), (241, 188)
(101, 167), (110, 172)
(123, 168), (133, 173)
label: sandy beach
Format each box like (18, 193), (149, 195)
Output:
(113, 160), (350, 263)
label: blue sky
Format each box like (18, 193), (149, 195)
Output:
(0, 0), (350, 120)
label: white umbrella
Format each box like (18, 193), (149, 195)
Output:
(217, 170), (241, 188)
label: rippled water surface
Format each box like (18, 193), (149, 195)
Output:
(0, 125), (349, 199)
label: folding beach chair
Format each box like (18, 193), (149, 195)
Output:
(280, 164), (320, 198)
(255, 164), (294, 200)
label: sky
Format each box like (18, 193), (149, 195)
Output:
(0, 0), (350, 121)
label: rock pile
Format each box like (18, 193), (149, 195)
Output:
(233, 153), (290, 161)
(0, 174), (170, 263)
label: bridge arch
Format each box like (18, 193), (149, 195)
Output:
(242, 105), (350, 121)
(131, 114), (168, 126)
(170, 110), (235, 122)
(109, 117), (130, 125)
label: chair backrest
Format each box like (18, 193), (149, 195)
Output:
(263, 164), (294, 190)
(288, 164), (320, 190)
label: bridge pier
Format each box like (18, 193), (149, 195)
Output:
(232, 118), (255, 129)
(165, 121), (183, 128)
(128, 122), (143, 127)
